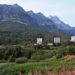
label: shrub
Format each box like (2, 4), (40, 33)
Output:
(0, 60), (7, 63)
(15, 57), (28, 64)
(8, 55), (15, 62)
(56, 48), (69, 59)
(68, 46), (75, 55)
(31, 50), (57, 61)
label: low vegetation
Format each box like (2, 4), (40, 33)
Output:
(0, 31), (75, 75)
(0, 57), (75, 75)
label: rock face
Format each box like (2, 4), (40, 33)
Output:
(0, 4), (75, 35)
(28, 11), (54, 26)
(49, 16), (75, 35)
(27, 11), (57, 30)
(0, 4), (37, 25)
(49, 16), (71, 29)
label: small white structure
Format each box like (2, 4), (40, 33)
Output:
(47, 43), (53, 46)
(70, 36), (75, 42)
(33, 43), (37, 46)
(37, 38), (42, 45)
(54, 37), (60, 44)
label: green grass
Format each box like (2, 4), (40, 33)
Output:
(0, 57), (75, 75)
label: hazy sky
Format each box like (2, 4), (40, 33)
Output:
(0, 0), (75, 27)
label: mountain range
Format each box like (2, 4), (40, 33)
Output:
(0, 4), (75, 35)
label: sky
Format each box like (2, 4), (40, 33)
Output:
(0, 0), (75, 27)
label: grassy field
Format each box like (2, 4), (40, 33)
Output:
(0, 56), (75, 75)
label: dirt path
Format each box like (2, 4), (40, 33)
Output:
(28, 70), (75, 75)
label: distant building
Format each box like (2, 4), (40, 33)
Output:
(70, 36), (75, 43)
(33, 43), (37, 46)
(47, 43), (53, 46)
(37, 38), (42, 45)
(54, 37), (60, 44)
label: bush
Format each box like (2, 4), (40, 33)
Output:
(0, 60), (7, 63)
(31, 50), (57, 61)
(8, 55), (15, 62)
(68, 46), (75, 55)
(15, 57), (28, 64)
(56, 48), (69, 59)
